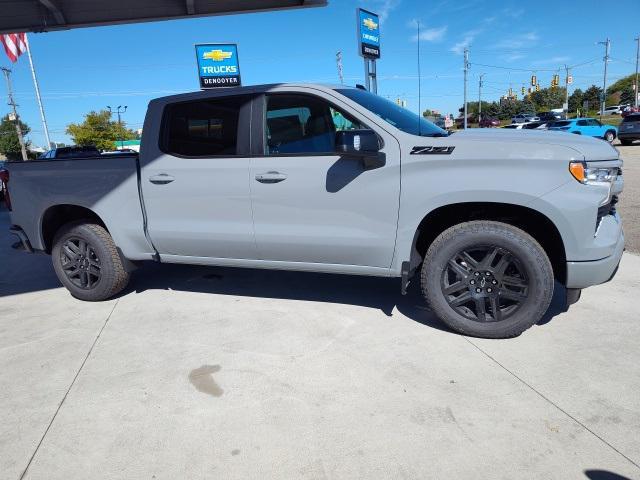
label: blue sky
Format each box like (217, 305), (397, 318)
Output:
(3, 0), (640, 147)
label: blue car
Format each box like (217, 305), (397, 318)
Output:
(547, 118), (618, 143)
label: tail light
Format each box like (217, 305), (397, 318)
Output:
(0, 168), (11, 211)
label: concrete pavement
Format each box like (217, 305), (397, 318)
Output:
(1, 207), (639, 480)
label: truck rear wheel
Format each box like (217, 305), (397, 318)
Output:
(420, 221), (554, 338)
(52, 221), (130, 301)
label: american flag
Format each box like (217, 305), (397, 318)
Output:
(1, 33), (28, 63)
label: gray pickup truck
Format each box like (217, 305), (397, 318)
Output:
(6, 83), (624, 338)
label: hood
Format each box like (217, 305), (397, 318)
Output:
(447, 128), (619, 161)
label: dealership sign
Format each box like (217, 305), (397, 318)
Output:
(357, 8), (380, 59)
(195, 44), (241, 89)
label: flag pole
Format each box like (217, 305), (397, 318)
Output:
(24, 34), (51, 148)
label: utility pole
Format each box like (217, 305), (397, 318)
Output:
(336, 51), (344, 85)
(463, 47), (469, 129)
(107, 105), (127, 149)
(634, 36), (639, 108)
(1, 67), (28, 161)
(598, 38), (611, 117)
(564, 64), (571, 118)
(478, 74), (484, 124)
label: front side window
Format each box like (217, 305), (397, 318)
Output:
(577, 120), (588, 126)
(265, 95), (363, 155)
(163, 96), (247, 157)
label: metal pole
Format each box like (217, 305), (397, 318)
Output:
(364, 58), (370, 91)
(1, 67), (28, 161)
(371, 60), (377, 94)
(24, 34), (51, 148)
(463, 47), (469, 130)
(598, 38), (610, 117)
(634, 36), (639, 108)
(564, 65), (570, 118)
(478, 74), (484, 124)
(336, 51), (344, 85)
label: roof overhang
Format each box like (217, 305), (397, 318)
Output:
(1, 0), (327, 35)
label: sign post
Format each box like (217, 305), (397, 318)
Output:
(195, 43), (241, 89)
(357, 8), (380, 94)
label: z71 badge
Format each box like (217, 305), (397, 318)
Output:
(410, 146), (455, 155)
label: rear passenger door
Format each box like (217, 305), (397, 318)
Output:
(140, 94), (258, 260)
(248, 92), (400, 268)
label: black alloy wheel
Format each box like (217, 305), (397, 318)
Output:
(441, 245), (528, 323)
(59, 237), (102, 289)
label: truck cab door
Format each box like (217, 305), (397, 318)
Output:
(248, 92), (400, 268)
(139, 94), (257, 260)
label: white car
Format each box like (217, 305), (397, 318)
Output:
(511, 114), (540, 124)
(503, 122), (539, 129)
(603, 106), (622, 115)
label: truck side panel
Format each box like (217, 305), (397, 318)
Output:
(7, 156), (155, 260)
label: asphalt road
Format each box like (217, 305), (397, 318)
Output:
(616, 142), (640, 253)
(1, 207), (639, 480)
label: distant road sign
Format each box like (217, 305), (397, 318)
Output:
(357, 8), (380, 59)
(195, 44), (241, 89)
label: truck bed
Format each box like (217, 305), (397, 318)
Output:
(7, 154), (155, 260)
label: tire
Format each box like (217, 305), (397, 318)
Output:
(620, 139), (632, 146)
(420, 221), (554, 339)
(604, 130), (616, 143)
(51, 221), (130, 301)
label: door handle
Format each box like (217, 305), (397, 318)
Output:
(149, 174), (175, 185)
(255, 171), (287, 184)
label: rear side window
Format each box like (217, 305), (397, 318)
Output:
(163, 96), (247, 157)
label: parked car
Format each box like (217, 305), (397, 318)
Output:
(502, 122), (540, 129)
(511, 113), (539, 124)
(602, 105), (621, 115)
(38, 146), (101, 159)
(618, 113), (640, 145)
(6, 83), (624, 339)
(538, 111), (564, 122)
(522, 121), (550, 130)
(547, 118), (618, 143)
(479, 117), (500, 128)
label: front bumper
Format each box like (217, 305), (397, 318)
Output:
(566, 227), (624, 288)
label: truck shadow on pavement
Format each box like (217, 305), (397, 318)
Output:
(121, 261), (568, 335)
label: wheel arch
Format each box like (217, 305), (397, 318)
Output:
(41, 204), (109, 254)
(407, 202), (567, 284)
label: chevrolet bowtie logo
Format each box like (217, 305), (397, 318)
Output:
(363, 17), (378, 30)
(203, 49), (232, 61)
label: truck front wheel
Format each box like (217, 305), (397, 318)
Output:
(421, 221), (554, 338)
(52, 221), (130, 301)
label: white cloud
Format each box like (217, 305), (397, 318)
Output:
(450, 28), (482, 54)
(407, 22), (447, 42)
(363, 0), (401, 22)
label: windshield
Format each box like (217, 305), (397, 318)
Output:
(335, 88), (448, 137)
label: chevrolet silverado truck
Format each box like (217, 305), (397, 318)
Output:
(6, 84), (624, 338)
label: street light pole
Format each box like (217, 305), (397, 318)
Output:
(107, 105), (128, 149)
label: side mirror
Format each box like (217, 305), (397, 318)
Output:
(335, 129), (385, 170)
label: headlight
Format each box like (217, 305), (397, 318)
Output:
(569, 161), (618, 206)
(569, 162), (618, 185)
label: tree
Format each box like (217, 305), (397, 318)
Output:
(0, 114), (31, 160)
(568, 88), (584, 114)
(583, 85), (603, 113)
(66, 110), (136, 151)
